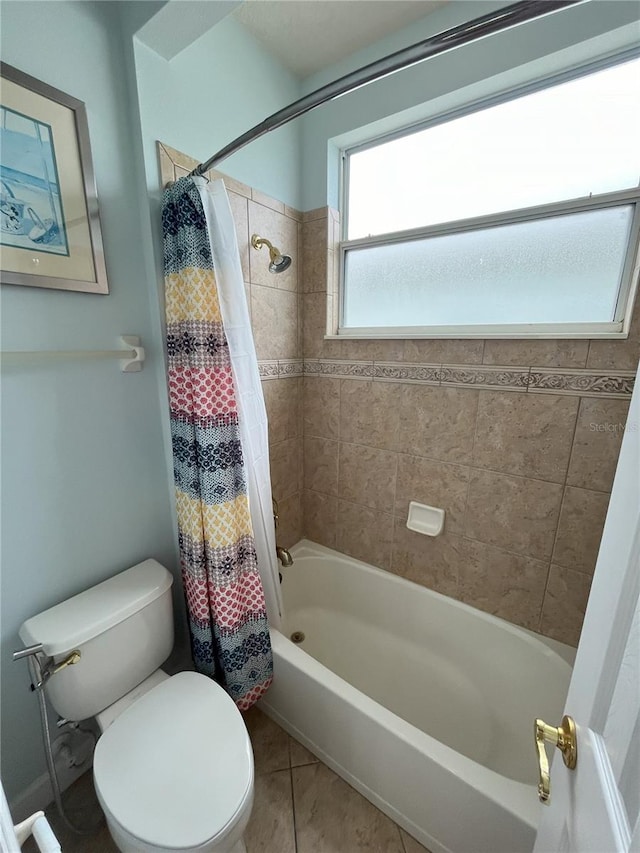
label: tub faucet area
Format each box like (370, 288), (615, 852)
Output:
(276, 545), (293, 567)
(273, 497), (293, 567)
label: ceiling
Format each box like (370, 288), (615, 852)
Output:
(232, 1), (447, 79)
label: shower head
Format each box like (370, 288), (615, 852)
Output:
(251, 234), (292, 274)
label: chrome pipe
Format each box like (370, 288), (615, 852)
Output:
(12, 643), (44, 661)
(191, 0), (583, 176)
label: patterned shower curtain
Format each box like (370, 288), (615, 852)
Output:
(162, 177), (273, 709)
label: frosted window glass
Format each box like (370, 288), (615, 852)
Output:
(348, 58), (640, 239)
(342, 206), (633, 329)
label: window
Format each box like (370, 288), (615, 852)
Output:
(340, 56), (640, 338)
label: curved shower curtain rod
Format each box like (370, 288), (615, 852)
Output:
(190, 0), (584, 176)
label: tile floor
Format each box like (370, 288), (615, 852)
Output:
(23, 707), (429, 853)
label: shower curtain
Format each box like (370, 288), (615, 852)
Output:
(162, 175), (281, 709)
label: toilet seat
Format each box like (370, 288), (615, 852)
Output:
(93, 671), (253, 851)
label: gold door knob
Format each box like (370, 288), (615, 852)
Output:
(534, 715), (577, 804)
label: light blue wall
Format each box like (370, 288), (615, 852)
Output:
(300, 0), (640, 210)
(0, 1), (179, 802)
(133, 13), (302, 207)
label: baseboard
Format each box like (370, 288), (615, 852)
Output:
(9, 758), (92, 824)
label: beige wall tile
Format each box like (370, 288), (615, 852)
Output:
(567, 398), (630, 492)
(227, 190), (250, 282)
(458, 539), (548, 630)
(390, 521), (461, 598)
(587, 298), (640, 371)
(284, 204), (302, 222)
(404, 339), (484, 365)
(292, 762), (404, 852)
(301, 247), (328, 293)
(553, 486), (610, 573)
(263, 378), (300, 445)
(395, 455), (470, 534)
(296, 375), (304, 439)
(211, 170), (251, 199)
(472, 391), (578, 483)
(302, 292), (342, 359)
(302, 206), (328, 222)
(303, 437), (339, 496)
(340, 380), (401, 450)
(297, 282), (305, 359)
(303, 490), (338, 549)
(483, 340), (589, 368)
(398, 385), (479, 463)
(303, 377), (340, 439)
(251, 187), (285, 213)
(341, 339), (405, 362)
(338, 443), (398, 512)
(302, 216), (329, 246)
(251, 285), (298, 361)
(275, 491), (302, 550)
(160, 142), (199, 174)
(465, 470), (563, 560)
(249, 200), (298, 292)
(540, 565), (593, 647)
(336, 500), (394, 569)
(301, 216), (330, 293)
(157, 142), (174, 187)
(270, 437), (302, 502)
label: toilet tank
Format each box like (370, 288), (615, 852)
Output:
(19, 560), (174, 722)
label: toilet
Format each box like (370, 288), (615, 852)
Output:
(19, 559), (254, 853)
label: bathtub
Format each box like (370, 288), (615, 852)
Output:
(259, 541), (572, 853)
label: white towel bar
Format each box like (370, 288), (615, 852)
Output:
(1, 335), (145, 372)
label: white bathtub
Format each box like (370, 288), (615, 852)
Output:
(259, 541), (572, 853)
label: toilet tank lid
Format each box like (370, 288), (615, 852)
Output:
(19, 560), (173, 657)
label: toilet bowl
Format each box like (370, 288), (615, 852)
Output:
(19, 560), (255, 853)
(93, 672), (254, 853)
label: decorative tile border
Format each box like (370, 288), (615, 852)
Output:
(258, 359), (304, 380)
(373, 362), (440, 384)
(528, 368), (635, 398)
(299, 359), (635, 398)
(258, 361), (279, 379)
(304, 359), (374, 378)
(278, 359), (304, 378)
(440, 365), (530, 391)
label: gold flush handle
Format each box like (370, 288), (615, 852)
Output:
(52, 650), (81, 675)
(535, 715), (577, 804)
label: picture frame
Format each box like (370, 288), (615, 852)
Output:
(0, 62), (108, 294)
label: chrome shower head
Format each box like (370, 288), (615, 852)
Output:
(251, 234), (292, 274)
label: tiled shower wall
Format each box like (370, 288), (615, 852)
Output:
(301, 206), (638, 648)
(159, 144), (637, 647)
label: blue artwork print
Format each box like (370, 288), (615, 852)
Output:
(0, 105), (69, 256)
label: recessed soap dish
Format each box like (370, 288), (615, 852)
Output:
(406, 501), (445, 537)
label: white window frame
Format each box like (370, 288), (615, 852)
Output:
(337, 53), (640, 341)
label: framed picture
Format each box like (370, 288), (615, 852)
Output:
(0, 63), (108, 294)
